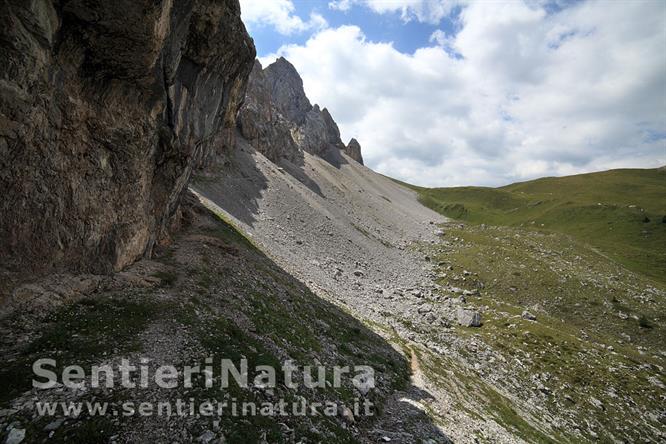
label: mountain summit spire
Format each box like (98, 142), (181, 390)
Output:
(239, 57), (363, 166)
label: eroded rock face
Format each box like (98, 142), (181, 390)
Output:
(0, 0), (255, 273)
(345, 138), (364, 165)
(237, 60), (301, 163)
(239, 57), (357, 164)
(295, 105), (346, 158)
(263, 57), (312, 125)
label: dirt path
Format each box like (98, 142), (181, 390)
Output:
(405, 342), (425, 389)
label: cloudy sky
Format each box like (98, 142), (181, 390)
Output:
(239, 0), (666, 187)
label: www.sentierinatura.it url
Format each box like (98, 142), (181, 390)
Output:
(35, 398), (374, 418)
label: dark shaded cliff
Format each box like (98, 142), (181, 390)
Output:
(0, 0), (256, 273)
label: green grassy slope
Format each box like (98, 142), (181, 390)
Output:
(413, 168), (666, 283)
(426, 222), (665, 442)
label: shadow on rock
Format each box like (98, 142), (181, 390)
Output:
(0, 192), (452, 443)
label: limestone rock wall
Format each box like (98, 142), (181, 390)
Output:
(263, 57), (312, 125)
(0, 0), (256, 273)
(237, 60), (300, 163)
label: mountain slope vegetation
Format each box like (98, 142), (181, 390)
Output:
(410, 168), (666, 283)
(390, 168), (666, 441)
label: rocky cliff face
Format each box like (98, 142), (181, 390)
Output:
(345, 138), (364, 165)
(237, 60), (300, 163)
(294, 105), (346, 159)
(0, 0), (255, 273)
(263, 57), (312, 125)
(238, 57), (360, 164)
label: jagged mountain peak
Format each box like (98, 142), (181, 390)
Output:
(345, 138), (364, 165)
(273, 56), (297, 70)
(238, 57), (363, 166)
(263, 57), (312, 124)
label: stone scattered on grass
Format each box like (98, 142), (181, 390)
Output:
(197, 430), (216, 443)
(457, 308), (482, 327)
(5, 427), (26, 444)
(43, 418), (65, 431)
(522, 310), (537, 321)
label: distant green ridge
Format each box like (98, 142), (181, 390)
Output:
(405, 168), (666, 284)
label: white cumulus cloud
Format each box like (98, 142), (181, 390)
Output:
(240, 0), (328, 35)
(329, 0), (460, 24)
(260, 0), (666, 187)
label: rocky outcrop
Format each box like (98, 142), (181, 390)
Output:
(239, 57), (357, 164)
(294, 105), (346, 158)
(237, 60), (300, 163)
(263, 57), (312, 125)
(345, 138), (364, 165)
(0, 0), (255, 273)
